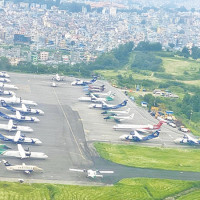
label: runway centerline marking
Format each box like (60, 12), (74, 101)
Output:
(53, 87), (86, 160)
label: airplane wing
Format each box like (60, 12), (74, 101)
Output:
(14, 131), (21, 142)
(136, 129), (150, 134)
(24, 171), (31, 174)
(131, 130), (143, 140)
(95, 174), (103, 178)
(17, 144), (26, 159)
(69, 168), (85, 173)
(99, 170), (114, 174)
(7, 120), (14, 131)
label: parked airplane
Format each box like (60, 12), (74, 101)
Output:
(83, 85), (105, 93)
(0, 78), (10, 83)
(71, 77), (97, 86)
(0, 72), (10, 78)
(120, 130), (160, 142)
(104, 113), (134, 122)
(0, 111), (40, 122)
(86, 91), (113, 97)
(0, 131), (42, 144)
(2, 160), (43, 174)
(1, 144), (48, 159)
(69, 168), (114, 178)
(89, 100), (128, 110)
(51, 82), (57, 87)
(101, 108), (131, 116)
(174, 134), (200, 145)
(0, 120), (33, 132)
(113, 121), (165, 132)
(0, 89), (15, 96)
(1, 101), (44, 115)
(0, 83), (18, 90)
(52, 74), (64, 82)
(0, 96), (37, 106)
(78, 93), (108, 103)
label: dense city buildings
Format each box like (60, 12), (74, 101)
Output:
(0, 0), (199, 65)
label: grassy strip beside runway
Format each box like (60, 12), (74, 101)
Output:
(0, 178), (199, 200)
(95, 143), (200, 172)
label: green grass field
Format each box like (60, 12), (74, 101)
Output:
(95, 143), (200, 172)
(0, 178), (199, 200)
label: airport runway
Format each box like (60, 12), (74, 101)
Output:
(0, 73), (199, 185)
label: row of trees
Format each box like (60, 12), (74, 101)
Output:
(179, 45), (200, 59)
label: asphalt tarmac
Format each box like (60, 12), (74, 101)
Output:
(0, 73), (199, 185)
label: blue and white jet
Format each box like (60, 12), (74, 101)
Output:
(1, 100), (44, 115)
(71, 77), (97, 86)
(0, 131), (42, 144)
(0, 111), (40, 122)
(89, 100), (128, 110)
(174, 134), (200, 145)
(120, 130), (160, 142)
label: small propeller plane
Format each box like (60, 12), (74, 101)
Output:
(89, 100), (128, 110)
(71, 77), (97, 86)
(0, 131), (42, 144)
(2, 160), (43, 174)
(0, 120), (33, 132)
(0, 89), (15, 96)
(174, 134), (200, 145)
(52, 74), (64, 82)
(0, 111), (40, 122)
(113, 120), (165, 132)
(0, 96), (37, 106)
(0, 82), (18, 90)
(0, 72), (10, 78)
(1, 144), (48, 159)
(104, 113), (134, 123)
(120, 130), (160, 142)
(0, 78), (11, 83)
(101, 108), (131, 116)
(1, 100), (44, 115)
(69, 168), (114, 178)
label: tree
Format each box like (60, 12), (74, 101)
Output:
(191, 46), (200, 59)
(181, 46), (190, 58)
(168, 43), (175, 49)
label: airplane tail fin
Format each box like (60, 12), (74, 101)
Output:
(119, 100), (128, 107)
(143, 130), (160, 141)
(1, 100), (16, 112)
(2, 160), (11, 166)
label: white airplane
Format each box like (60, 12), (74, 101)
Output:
(52, 74), (64, 82)
(0, 95), (37, 106)
(120, 130), (160, 142)
(0, 131), (42, 144)
(104, 113), (134, 122)
(0, 78), (11, 83)
(2, 160), (43, 174)
(78, 93), (107, 103)
(1, 144), (48, 159)
(174, 134), (200, 145)
(51, 82), (57, 87)
(89, 100), (128, 110)
(0, 72), (10, 78)
(71, 77), (97, 86)
(0, 111), (40, 122)
(88, 91), (113, 98)
(101, 108), (131, 116)
(0, 89), (15, 96)
(69, 168), (114, 178)
(0, 82), (18, 90)
(1, 101), (44, 115)
(113, 121), (165, 132)
(0, 120), (33, 132)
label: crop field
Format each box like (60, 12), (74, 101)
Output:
(95, 143), (200, 172)
(0, 178), (199, 200)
